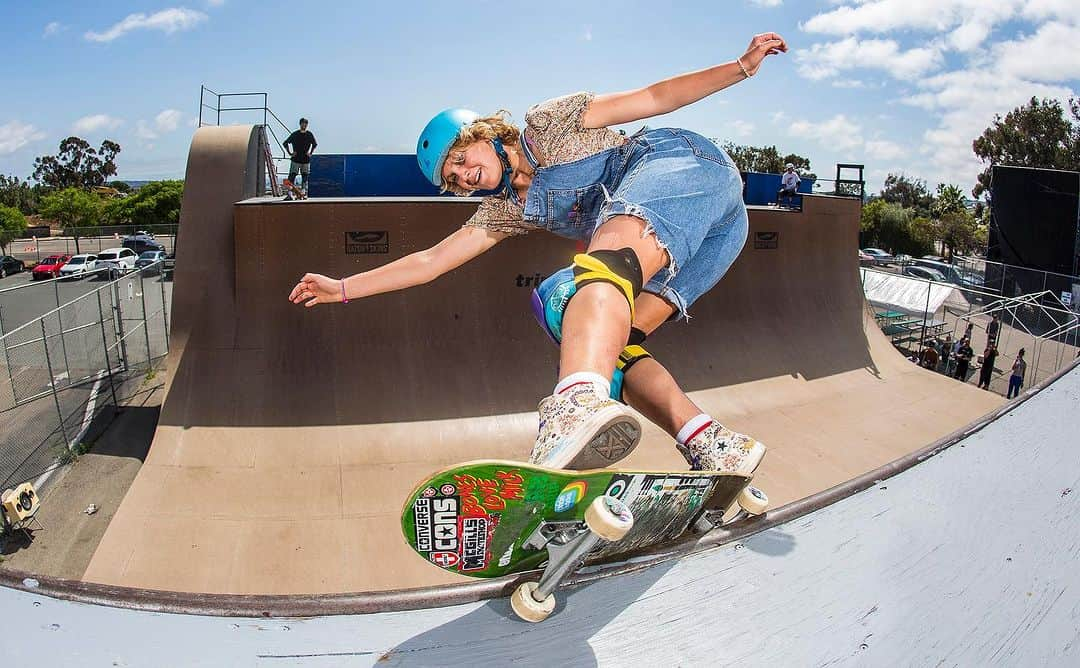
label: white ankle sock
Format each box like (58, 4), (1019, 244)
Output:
(554, 372), (610, 397)
(676, 414), (713, 445)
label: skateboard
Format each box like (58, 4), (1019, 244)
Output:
(401, 460), (767, 622)
(281, 178), (307, 200)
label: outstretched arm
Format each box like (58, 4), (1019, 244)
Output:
(582, 33), (787, 129)
(289, 225), (506, 307)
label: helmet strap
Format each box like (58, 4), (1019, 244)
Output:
(489, 138), (518, 203)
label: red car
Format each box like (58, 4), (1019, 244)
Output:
(32, 254), (72, 280)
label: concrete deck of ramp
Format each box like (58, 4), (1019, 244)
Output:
(82, 126), (1002, 594)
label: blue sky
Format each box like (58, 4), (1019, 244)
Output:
(1, 1), (1077, 195)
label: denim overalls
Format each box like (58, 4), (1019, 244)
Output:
(518, 127), (748, 319)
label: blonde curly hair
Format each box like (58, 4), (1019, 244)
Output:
(441, 111), (520, 196)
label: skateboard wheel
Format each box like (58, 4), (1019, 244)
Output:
(511, 581), (555, 623)
(584, 496), (634, 541)
(737, 485), (768, 516)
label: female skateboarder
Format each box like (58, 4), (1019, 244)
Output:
(290, 32), (787, 475)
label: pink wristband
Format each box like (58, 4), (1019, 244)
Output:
(341, 279), (348, 304)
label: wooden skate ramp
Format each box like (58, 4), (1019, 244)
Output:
(83, 126), (1001, 594)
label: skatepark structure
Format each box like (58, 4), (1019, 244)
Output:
(73, 125), (1004, 594)
(2, 125), (1076, 664)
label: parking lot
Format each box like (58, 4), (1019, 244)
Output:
(0, 263), (172, 488)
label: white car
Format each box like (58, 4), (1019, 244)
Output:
(58, 254), (99, 279)
(96, 247), (139, 278)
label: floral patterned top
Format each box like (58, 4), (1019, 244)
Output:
(463, 92), (627, 237)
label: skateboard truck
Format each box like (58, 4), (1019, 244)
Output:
(511, 496), (634, 623)
(693, 484), (769, 534)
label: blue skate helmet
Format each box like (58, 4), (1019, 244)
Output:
(416, 108), (480, 187)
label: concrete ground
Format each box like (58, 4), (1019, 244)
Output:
(0, 380), (162, 579)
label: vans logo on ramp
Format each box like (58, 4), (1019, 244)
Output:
(346, 231), (389, 254)
(754, 232), (779, 250)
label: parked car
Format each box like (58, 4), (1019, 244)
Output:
(861, 248), (894, 266)
(910, 258), (982, 289)
(31, 254), (72, 280)
(903, 266), (948, 282)
(0, 255), (26, 278)
(163, 252), (175, 277)
(921, 255), (945, 263)
(858, 250), (875, 267)
(58, 254), (99, 279)
(135, 250), (166, 272)
(122, 234), (165, 254)
(894, 253), (913, 266)
(95, 247), (139, 278)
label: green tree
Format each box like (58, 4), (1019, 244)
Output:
(721, 143), (816, 180)
(38, 188), (105, 253)
(938, 209), (980, 258)
(971, 96), (1080, 199)
(860, 199), (934, 256)
(0, 175), (49, 214)
(104, 180), (183, 230)
(0, 205), (28, 255)
(880, 173), (934, 217)
(32, 137), (122, 190)
(931, 183), (967, 217)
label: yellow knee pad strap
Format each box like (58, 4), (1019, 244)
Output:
(572, 252), (640, 321)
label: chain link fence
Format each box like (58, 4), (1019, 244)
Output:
(862, 263), (1080, 396)
(0, 264), (170, 488)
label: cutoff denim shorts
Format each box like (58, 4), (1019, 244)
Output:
(521, 127), (748, 318)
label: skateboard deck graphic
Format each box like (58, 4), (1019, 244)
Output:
(401, 460), (756, 579)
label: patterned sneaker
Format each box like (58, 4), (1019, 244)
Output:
(676, 421), (766, 475)
(529, 383), (642, 469)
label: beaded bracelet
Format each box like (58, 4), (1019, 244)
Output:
(737, 58), (752, 79)
(341, 279), (348, 304)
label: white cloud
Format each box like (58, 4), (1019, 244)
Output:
(795, 37), (942, 81)
(749, 0), (783, 6)
(43, 22), (64, 37)
(731, 120), (756, 137)
(790, 114), (865, 152)
(583, 25), (592, 42)
(206, 0), (226, 6)
(0, 121), (47, 155)
(135, 121), (158, 141)
(801, 1), (1077, 50)
(787, 115), (909, 164)
(133, 110), (187, 144)
(154, 109), (184, 133)
(902, 68), (1076, 190)
(72, 114), (123, 134)
(995, 21), (1080, 83)
(795, 1), (1080, 191)
(85, 8), (208, 43)
(864, 140), (907, 160)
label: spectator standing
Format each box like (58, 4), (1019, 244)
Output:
(987, 313), (1001, 346)
(938, 334), (953, 373)
(977, 344), (998, 390)
(1007, 348), (1027, 399)
(954, 337), (974, 381)
(776, 163), (800, 208)
(284, 118), (318, 194)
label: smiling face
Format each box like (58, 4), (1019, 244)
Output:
(441, 140), (505, 193)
